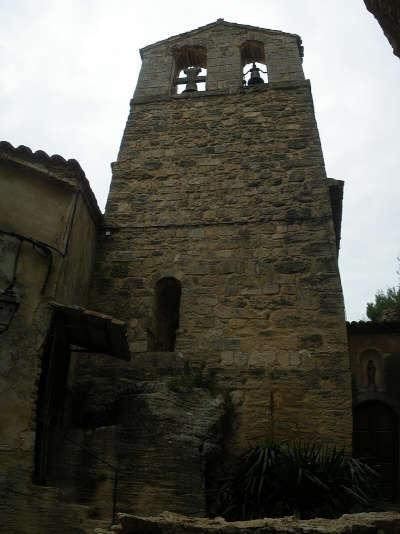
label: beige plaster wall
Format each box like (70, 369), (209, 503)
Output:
(0, 160), (73, 250)
(0, 158), (99, 532)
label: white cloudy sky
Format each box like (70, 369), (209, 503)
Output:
(1, 0), (399, 320)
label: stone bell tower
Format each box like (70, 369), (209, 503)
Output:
(91, 20), (352, 449)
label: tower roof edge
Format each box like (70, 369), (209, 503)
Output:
(139, 19), (303, 58)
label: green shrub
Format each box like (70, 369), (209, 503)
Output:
(367, 286), (400, 321)
(366, 258), (400, 321)
(218, 441), (379, 520)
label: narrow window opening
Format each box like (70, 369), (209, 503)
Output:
(149, 277), (181, 351)
(34, 320), (70, 485)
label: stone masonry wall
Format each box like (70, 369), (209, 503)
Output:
(111, 511), (400, 534)
(365, 0), (400, 58)
(91, 76), (352, 453)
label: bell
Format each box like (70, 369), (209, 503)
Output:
(247, 63), (264, 86)
(183, 66), (202, 92)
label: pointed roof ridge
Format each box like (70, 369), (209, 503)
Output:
(140, 19), (302, 58)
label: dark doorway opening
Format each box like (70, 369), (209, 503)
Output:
(33, 304), (130, 486)
(353, 400), (399, 500)
(149, 277), (181, 351)
(34, 318), (70, 485)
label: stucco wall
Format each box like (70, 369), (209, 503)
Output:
(0, 156), (99, 533)
(0, 159), (98, 311)
(0, 160), (73, 249)
(55, 193), (98, 305)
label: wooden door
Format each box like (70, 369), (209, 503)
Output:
(353, 401), (398, 500)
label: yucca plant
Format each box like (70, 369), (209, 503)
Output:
(218, 441), (379, 520)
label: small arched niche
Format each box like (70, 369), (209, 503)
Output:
(148, 277), (182, 351)
(173, 46), (207, 94)
(241, 40), (268, 86)
(359, 349), (384, 391)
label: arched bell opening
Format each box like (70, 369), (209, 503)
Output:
(148, 277), (182, 351)
(240, 40), (268, 86)
(173, 46), (207, 94)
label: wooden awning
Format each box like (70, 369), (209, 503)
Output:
(50, 302), (130, 360)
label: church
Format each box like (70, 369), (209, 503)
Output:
(1, 19), (399, 533)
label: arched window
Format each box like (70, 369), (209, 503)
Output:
(173, 46), (207, 94)
(148, 277), (181, 351)
(241, 40), (268, 86)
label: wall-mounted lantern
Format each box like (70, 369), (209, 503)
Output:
(0, 286), (20, 333)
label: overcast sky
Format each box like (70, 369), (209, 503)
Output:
(1, 0), (399, 320)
